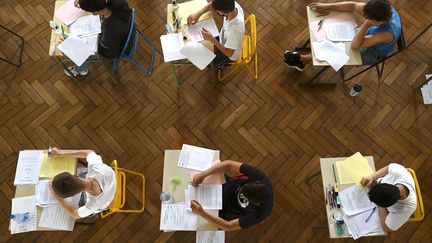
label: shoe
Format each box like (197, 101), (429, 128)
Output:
(285, 60), (305, 72)
(64, 66), (88, 77)
(284, 51), (305, 72)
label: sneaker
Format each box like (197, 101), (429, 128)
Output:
(285, 60), (305, 72)
(64, 66), (89, 77)
(284, 51), (305, 72)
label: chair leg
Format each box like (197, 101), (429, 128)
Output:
(254, 53), (258, 79)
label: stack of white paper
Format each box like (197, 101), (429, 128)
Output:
(160, 33), (185, 62)
(324, 21), (355, 42)
(69, 15), (101, 37)
(58, 36), (93, 66)
(160, 203), (198, 231)
(10, 196), (37, 234)
(312, 40), (349, 71)
(36, 179), (57, 206)
(185, 184), (222, 210)
(38, 193), (80, 231)
(185, 18), (219, 42)
(196, 231), (225, 243)
(339, 185), (384, 239)
(14, 150), (43, 185)
(180, 42), (216, 70)
(420, 74), (432, 105)
(178, 144), (215, 171)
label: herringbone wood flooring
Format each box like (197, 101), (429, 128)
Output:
(1, 0), (432, 242)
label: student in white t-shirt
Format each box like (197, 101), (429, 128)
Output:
(49, 148), (116, 219)
(360, 163), (417, 232)
(187, 0), (245, 67)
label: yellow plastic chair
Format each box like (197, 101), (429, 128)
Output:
(218, 14), (257, 81)
(100, 160), (145, 218)
(406, 168), (424, 222)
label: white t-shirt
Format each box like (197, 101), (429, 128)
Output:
(220, 2), (245, 61)
(77, 152), (116, 218)
(379, 163), (417, 231)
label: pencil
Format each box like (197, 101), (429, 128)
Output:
(332, 164), (337, 183)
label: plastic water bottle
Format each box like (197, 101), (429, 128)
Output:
(349, 83), (363, 96)
(10, 212), (30, 222)
(160, 191), (174, 204)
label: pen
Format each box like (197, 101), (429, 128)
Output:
(317, 19), (324, 31)
(335, 184), (340, 208)
(332, 164), (337, 183)
(331, 186), (336, 208)
(325, 186), (328, 205)
(365, 207), (376, 222)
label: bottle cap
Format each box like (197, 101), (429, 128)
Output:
(49, 21), (59, 30)
(353, 84), (363, 92)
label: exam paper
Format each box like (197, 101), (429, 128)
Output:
(39, 154), (76, 178)
(420, 74), (432, 105)
(160, 33), (185, 62)
(325, 21), (355, 42)
(58, 36), (93, 66)
(189, 160), (226, 185)
(185, 18), (219, 42)
(10, 196), (37, 234)
(180, 42), (216, 70)
(177, 0), (211, 26)
(310, 20), (326, 41)
(36, 179), (57, 206)
(185, 184), (222, 210)
(38, 194), (80, 231)
(54, 0), (84, 26)
(312, 40), (349, 71)
(343, 207), (384, 240)
(339, 185), (375, 216)
(160, 203), (198, 231)
(69, 15), (101, 37)
(14, 150), (43, 185)
(178, 144), (215, 171)
(335, 152), (373, 186)
(197, 231), (225, 243)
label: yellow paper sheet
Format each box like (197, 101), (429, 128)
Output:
(175, 0), (211, 26)
(335, 152), (373, 186)
(39, 154), (76, 178)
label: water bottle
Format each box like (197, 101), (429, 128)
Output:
(10, 212), (30, 222)
(160, 191), (174, 204)
(49, 21), (62, 37)
(349, 83), (363, 96)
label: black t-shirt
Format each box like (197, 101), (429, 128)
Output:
(220, 164), (273, 228)
(98, 13), (133, 59)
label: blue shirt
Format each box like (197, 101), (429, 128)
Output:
(365, 7), (401, 57)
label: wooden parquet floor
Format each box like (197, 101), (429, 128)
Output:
(1, 0), (432, 242)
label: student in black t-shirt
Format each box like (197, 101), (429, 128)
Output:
(191, 160), (273, 231)
(65, 0), (132, 77)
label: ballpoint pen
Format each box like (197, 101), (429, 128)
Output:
(365, 207), (376, 222)
(317, 19), (324, 31)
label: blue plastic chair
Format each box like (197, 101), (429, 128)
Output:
(111, 8), (155, 76)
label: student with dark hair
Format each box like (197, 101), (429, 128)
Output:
(284, 0), (401, 71)
(187, 0), (245, 68)
(65, 0), (133, 76)
(50, 148), (116, 219)
(190, 160), (273, 231)
(360, 163), (417, 232)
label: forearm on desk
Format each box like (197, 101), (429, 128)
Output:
(201, 160), (241, 178)
(52, 149), (93, 159)
(57, 198), (81, 219)
(370, 165), (389, 181)
(323, 2), (364, 13)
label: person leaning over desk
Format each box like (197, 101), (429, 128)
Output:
(190, 160), (273, 231)
(187, 0), (245, 68)
(283, 0), (401, 71)
(360, 163), (416, 232)
(49, 148), (116, 219)
(62, 0), (133, 77)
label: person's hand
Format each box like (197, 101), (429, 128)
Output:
(309, 3), (331, 17)
(187, 12), (200, 25)
(74, 0), (80, 8)
(360, 175), (376, 188)
(49, 147), (60, 157)
(192, 172), (206, 187)
(190, 200), (204, 216)
(363, 19), (374, 27)
(201, 28), (215, 42)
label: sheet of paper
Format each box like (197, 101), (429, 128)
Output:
(339, 185), (375, 216)
(325, 12), (356, 25)
(160, 33), (185, 62)
(69, 15), (101, 37)
(36, 179), (57, 206)
(312, 40), (349, 71)
(178, 144), (215, 171)
(185, 184), (222, 210)
(39, 154), (76, 178)
(189, 160), (226, 185)
(160, 203), (198, 231)
(58, 36), (93, 66)
(185, 18), (219, 42)
(54, 0), (84, 26)
(38, 194), (80, 231)
(14, 150), (43, 185)
(343, 207), (384, 240)
(10, 196), (37, 234)
(79, 35), (98, 53)
(180, 42), (216, 70)
(196, 231), (225, 243)
(177, 0), (211, 26)
(309, 20), (326, 41)
(420, 74), (432, 105)
(325, 21), (355, 41)
(335, 152), (374, 186)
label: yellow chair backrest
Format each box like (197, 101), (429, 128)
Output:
(100, 160), (145, 218)
(406, 168), (424, 222)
